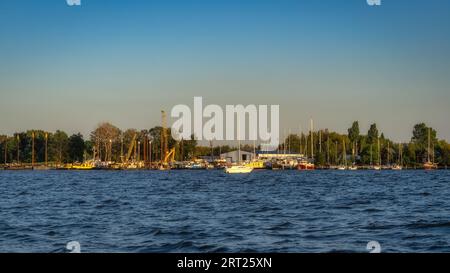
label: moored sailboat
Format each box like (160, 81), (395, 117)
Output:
(298, 119), (315, 170)
(424, 128), (438, 170)
(392, 143), (403, 170)
(337, 138), (348, 170)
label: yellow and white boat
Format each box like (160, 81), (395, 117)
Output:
(71, 161), (95, 170)
(225, 165), (254, 174)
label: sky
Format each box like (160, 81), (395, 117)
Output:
(0, 0), (450, 142)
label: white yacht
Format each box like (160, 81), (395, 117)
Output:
(225, 165), (253, 174)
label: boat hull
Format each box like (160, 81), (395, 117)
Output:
(297, 162), (315, 170)
(424, 162), (438, 170)
(225, 166), (254, 174)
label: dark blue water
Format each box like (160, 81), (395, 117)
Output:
(1, 170), (450, 253)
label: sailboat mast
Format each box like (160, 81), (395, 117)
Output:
(237, 118), (241, 164)
(343, 138), (347, 166)
(387, 142), (390, 165)
(370, 144), (373, 166)
(288, 129), (291, 154)
(327, 137), (330, 165)
(4, 137), (7, 165)
(299, 125), (302, 155)
(253, 139), (256, 160)
(16, 135), (20, 164)
(335, 141), (338, 165)
(319, 130), (322, 154)
(310, 119), (314, 159)
(428, 127), (431, 163)
(31, 131), (35, 168)
(305, 136), (308, 158)
(378, 138), (381, 166)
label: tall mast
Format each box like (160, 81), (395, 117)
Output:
(120, 136), (124, 163)
(305, 135), (308, 158)
(335, 141), (338, 165)
(298, 125), (303, 154)
(387, 142), (390, 165)
(31, 131), (35, 168)
(377, 137), (381, 166)
(352, 142), (356, 163)
(238, 118), (241, 163)
(327, 137), (330, 165)
(137, 141), (141, 162)
(370, 144), (373, 166)
(299, 125), (302, 155)
(428, 127), (431, 163)
(310, 119), (314, 159)
(45, 133), (48, 166)
(253, 139), (256, 160)
(109, 140), (112, 161)
(143, 136), (147, 163)
(288, 129), (291, 154)
(16, 135), (20, 164)
(161, 111), (168, 162)
(319, 130), (322, 154)
(149, 139), (153, 165)
(3, 137), (7, 165)
(342, 138), (347, 166)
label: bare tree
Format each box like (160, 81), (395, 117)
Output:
(90, 122), (121, 161)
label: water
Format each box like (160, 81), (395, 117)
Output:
(0, 170), (450, 253)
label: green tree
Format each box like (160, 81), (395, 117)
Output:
(348, 121), (360, 143)
(0, 135), (7, 164)
(436, 140), (450, 166)
(68, 134), (85, 163)
(411, 123), (437, 163)
(52, 130), (69, 163)
(367, 123), (379, 144)
(405, 143), (417, 167)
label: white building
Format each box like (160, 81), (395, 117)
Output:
(220, 151), (255, 163)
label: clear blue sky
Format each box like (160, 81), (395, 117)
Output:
(1, 0), (450, 141)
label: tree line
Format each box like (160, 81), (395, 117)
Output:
(1, 122), (450, 167)
(280, 122), (450, 167)
(0, 122), (228, 164)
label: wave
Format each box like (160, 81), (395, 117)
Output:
(407, 220), (450, 229)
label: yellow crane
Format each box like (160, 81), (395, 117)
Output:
(161, 111), (168, 162)
(159, 110), (172, 170)
(125, 133), (137, 163)
(163, 148), (176, 165)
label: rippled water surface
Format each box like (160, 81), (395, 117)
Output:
(1, 170), (450, 253)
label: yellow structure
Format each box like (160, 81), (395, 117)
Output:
(71, 161), (95, 170)
(245, 160), (265, 169)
